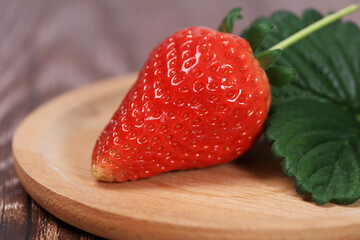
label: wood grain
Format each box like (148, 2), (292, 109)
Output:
(2, 0), (360, 239)
(12, 74), (360, 240)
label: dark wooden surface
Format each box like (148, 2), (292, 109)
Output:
(1, 0), (359, 239)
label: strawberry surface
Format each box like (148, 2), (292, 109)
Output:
(91, 27), (271, 182)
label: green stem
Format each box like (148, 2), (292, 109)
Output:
(270, 4), (359, 50)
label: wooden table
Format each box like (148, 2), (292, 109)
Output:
(1, 0), (359, 239)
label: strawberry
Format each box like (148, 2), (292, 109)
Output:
(91, 24), (272, 182)
(90, 7), (297, 182)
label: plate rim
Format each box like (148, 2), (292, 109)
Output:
(12, 73), (360, 239)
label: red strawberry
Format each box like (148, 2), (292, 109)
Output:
(91, 26), (271, 182)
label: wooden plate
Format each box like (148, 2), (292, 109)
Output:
(13, 73), (360, 240)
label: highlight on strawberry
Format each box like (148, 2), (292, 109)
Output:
(91, 3), (359, 201)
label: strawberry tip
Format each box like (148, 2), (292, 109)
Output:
(91, 164), (115, 182)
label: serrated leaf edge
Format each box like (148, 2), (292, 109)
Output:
(265, 102), (360, 205)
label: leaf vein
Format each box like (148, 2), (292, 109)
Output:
(283, 129), (349, 151)
(304, 32), (352, 108)
(333, 27), (360, 111)
(320, 143), (347, 201)
(270, 30), (345, 103)
(286, 140), (343, 175)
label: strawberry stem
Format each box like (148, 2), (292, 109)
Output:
(270, 4), (359, 50)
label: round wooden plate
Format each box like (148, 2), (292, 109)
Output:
(13, 73), (360, 240)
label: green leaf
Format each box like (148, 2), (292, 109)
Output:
(266, 98), (360, 205)
(244, 9), (360, 205)
(255, 49), (281, 70)
(266, 66), (296, 87)
(253, 10), (360, 112)
(218, 7), (242, 33)
(243, 20), (274, 51)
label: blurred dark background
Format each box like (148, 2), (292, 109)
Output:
(1, 0), (359, 239)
